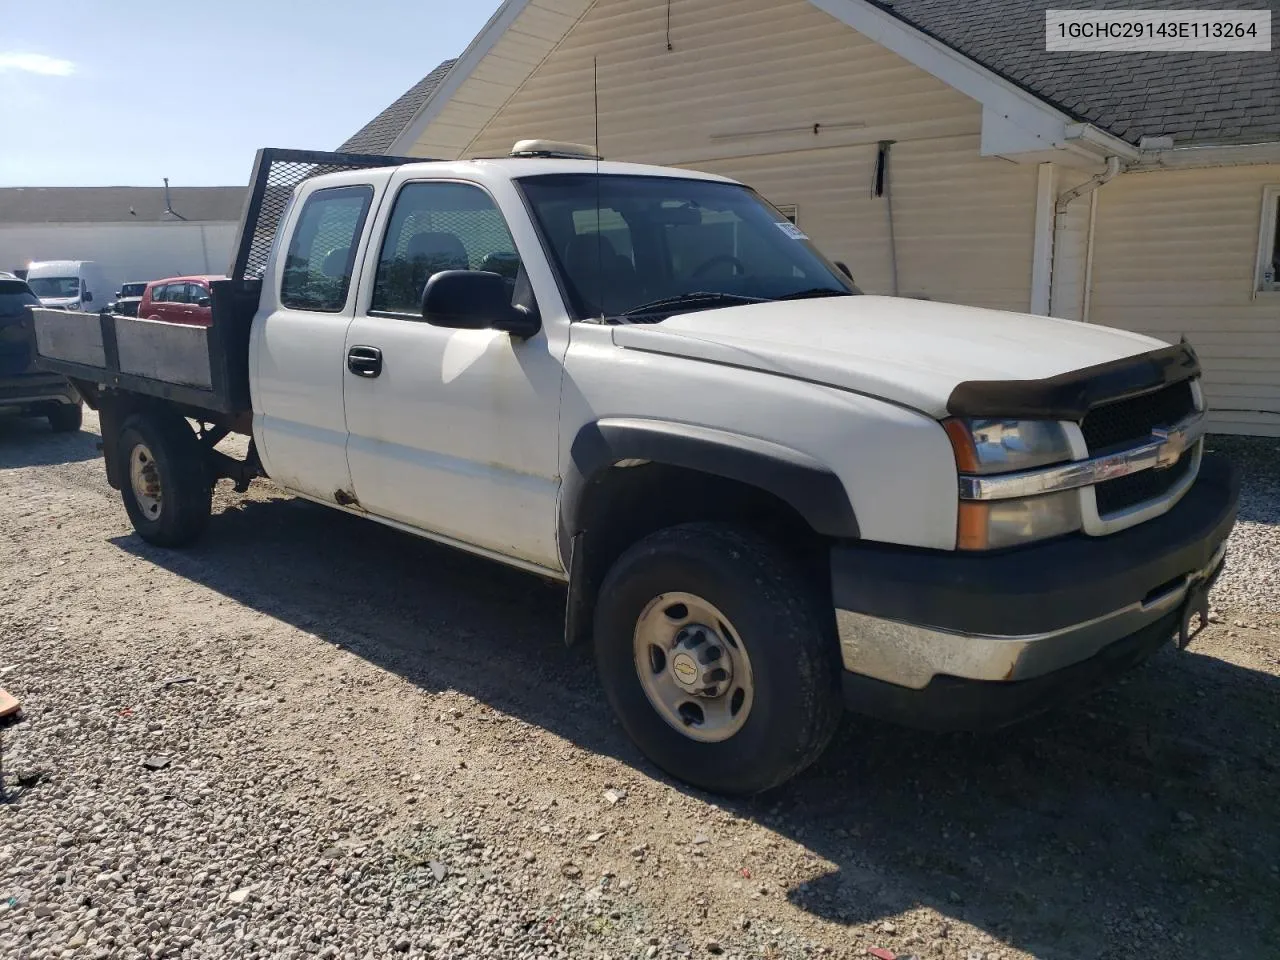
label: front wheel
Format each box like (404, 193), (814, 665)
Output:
(594, 523), (842, 795)
(116, 412), (211, 547)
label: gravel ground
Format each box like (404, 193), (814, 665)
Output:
(1205, 435), (1280, 616)
(1, 412), (1278, 960)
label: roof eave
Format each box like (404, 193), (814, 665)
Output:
(1129, 139), (1280, 172)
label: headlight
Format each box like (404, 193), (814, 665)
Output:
(943, 418), (1072, 474)
(944, 418), (1080, 550)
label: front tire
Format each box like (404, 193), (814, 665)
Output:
(116, 412), (211, 547)
(594, 523), (842, 795)
(47, 402), (82, 433)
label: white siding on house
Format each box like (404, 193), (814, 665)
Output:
(435, 0), (1039, 311)
(410, 0), (595, 159)
(1087, 164), (1280, 436)
(688, 138), (1036, 311)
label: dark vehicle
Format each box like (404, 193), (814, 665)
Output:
(0, 274), (82, 431)
(111, 281), (149, 318)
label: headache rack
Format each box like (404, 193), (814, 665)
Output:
(29, 148), (422, 417)
(228, 147), (423, 281)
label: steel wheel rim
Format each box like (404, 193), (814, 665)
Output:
(633, 591), (755, 743)
(129, 443), (162, 521)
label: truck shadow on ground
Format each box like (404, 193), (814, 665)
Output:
(0, 415), (99, 468)
(112, 492), (1280, 960)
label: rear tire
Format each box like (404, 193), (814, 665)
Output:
(116, 412), (211, 547)
(594, 522), (842, 795)
(47, 403), (82, 433)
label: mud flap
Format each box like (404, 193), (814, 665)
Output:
(1176, 582), (1210, 649)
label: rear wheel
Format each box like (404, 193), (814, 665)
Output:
(47, 402), (82, 433)
(116, 412), (211, 547)
(594, 523), (842, 795)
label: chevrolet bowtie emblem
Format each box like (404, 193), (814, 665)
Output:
(1151, 425), (1188, 469)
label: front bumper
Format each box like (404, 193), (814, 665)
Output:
(832, 454), (1239, 731)
(0, 374), (80, 413)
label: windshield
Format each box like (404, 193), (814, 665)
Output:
(517, 174), (856, 320)
(119, 283), (147, 298)
(0, 280), (39, 318)
(28, 276), (80, 299)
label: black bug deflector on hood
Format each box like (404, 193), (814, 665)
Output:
(946, 342), (1201, 421)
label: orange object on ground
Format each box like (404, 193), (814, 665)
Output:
(0, 688), (20, 719)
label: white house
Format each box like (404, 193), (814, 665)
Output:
(341, 0), (1280, 436)
(0, 186), (247, 302)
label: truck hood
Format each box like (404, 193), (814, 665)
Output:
(611, 296), (1167, 418)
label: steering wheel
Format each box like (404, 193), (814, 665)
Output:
(691, 254), (747, 278)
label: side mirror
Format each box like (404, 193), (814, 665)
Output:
(82, 291), (94, 304)
(421, 270), (540, 338)
(834, 261), (854, 281)
(197, 296), (211, 308)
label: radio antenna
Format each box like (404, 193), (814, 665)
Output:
(593, 55), (604, 321)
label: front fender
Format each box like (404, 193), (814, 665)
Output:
(562, 417), (860, 547)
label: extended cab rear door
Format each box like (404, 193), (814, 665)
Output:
(340, 169), (571, 573)
(249, 172), (389, 503)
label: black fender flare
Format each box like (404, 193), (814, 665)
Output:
(558, 418), (859, 645)
(560, 417), (860, 556)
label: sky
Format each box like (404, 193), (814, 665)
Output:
(0, 0), (501, 187)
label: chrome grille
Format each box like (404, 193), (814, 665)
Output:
(1081, 380), (1196, 453)
(1095, 448), (1196, 515)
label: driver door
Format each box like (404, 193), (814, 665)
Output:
(342, 176), (569, 571)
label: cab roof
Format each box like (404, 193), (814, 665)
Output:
(405, 156), (739, 184)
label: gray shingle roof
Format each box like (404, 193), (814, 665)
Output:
(0, 186), (247, 224)
(339, 59), (457, 155)
(872, 0), (1280, 145)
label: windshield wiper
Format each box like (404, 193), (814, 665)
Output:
(774, 287), (853, 301)
(616, 291), (768, 320)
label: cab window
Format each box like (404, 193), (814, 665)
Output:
(371, 181), (522, 316)
(281, 185), (374, 313)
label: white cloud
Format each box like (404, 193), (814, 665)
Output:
(0, 52), (75, 76)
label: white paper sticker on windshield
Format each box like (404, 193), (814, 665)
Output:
(776, 221), (809, 240)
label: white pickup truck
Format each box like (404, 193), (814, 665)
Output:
(30, 143), (1239, 795)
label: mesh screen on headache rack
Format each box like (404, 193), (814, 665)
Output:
(229, 149), (423, 281)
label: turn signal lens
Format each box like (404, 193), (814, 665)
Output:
(943, 418), (980, 473)
(956, 490), (1082, 551)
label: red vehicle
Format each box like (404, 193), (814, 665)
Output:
(138, 275), (225, 327)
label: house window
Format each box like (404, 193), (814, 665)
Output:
(776, 204), (799, 225)
(1258, 185), (1280, 293)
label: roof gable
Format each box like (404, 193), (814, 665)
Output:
(339, 59), (457, 154)
(378, 0), (1276, 163)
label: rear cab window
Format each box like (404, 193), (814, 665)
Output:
(281, 185), (375, 313)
